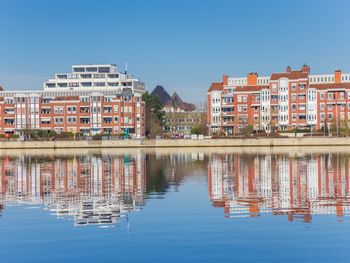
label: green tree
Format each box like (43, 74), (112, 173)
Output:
(142, 92), (165, 137)
(191, 123), (208, 135)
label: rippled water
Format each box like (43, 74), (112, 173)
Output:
(0, 148), (350, 262)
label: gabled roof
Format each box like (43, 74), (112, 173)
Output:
(270, 71), (309, 81)
(151, 85), (171, 104)
(165, 92), (196, 111)
(208, 82), (223, 92)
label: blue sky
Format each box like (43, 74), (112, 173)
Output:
(0, 0), (349, 102)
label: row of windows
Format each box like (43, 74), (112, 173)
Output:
(320, 103), (349, 111)
(166, 118), (201, 123)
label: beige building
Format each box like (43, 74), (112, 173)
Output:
(164, 110), (206, 135)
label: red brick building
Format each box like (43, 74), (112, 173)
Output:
(207, 65), (350, 135)
(0, 64), (145, 137)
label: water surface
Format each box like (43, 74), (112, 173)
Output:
(0, 148), (349, 262)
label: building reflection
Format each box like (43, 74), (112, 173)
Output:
(208, 153), (350, 222)
(0, 153), (145, 227)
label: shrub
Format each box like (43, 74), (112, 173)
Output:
(92, 134), (103, 140)
(57, 132), (75, 139)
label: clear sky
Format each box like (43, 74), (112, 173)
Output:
(0, 0), (349, 102)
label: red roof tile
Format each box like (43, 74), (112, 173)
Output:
(311, 82), (350, 90)
(270, 71), (309, 81)
(234, 85), (268, 93)
(208, 82), (223, 92)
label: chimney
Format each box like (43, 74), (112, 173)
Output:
(223, 75), (229, 86)
(301, 64), (310, 73)
(247, 72), (258, 86)
(334, 69), (342, 84)
(286, 66), (291, 73)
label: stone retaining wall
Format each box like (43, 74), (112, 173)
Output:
(0, 137), (350, 149)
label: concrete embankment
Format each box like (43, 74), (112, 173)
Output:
(0, 137), (350, 149)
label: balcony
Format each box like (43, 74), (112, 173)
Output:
(103, 118), (113, 124)
(103, 107), (113, 113)
(4, 119), (15, 125)
(41, 109), (51, 114)
(80, 107), (90, 113)
(80, 118), (90, 125)
(4, 109), (14, 114)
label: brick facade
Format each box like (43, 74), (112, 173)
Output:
(207, 65), (350, 135)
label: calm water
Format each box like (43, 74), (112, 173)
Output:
(0, 149), (350, 262)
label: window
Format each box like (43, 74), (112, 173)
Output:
(320, 103), (325, 110)
(292, 104), (297, 110)
(328, 93), (333, 100)
(86, 67), (98, 72)
(94, 82), (105, 87)
(73, 67), (84, 73)
(93, 74), (105, 79)
(328, 104), (332, 110)
(320, 93), (325, 100)
(69, 82), (79, 87)
(80, 97), (89, 103)
(67, 106), (76, 114)
(54, 117), (64, 124)
(67, 117), (77, 124)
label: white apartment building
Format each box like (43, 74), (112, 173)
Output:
(44, 64), (145, 94)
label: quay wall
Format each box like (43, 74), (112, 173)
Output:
(0, 137), (350, 149)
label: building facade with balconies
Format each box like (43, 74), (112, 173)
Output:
(207, 65), (350, 135)
(0, 64), (145, 137)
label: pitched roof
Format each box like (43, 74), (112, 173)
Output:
(311, 82), (350, 90)
(234, 85), (268, 93)
(151, 85), (171, 104)
(270, 70), (309, 81)
(165, 92), (196, 111)
(208, 82), (223, 92)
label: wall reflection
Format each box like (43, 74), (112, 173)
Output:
(208, 153), (350, 222)
(0, 153), (146, 227)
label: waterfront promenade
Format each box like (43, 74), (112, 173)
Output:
(1, 137), (350, 149)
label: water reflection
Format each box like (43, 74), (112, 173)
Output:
(0, 153), (146, 227)
(209, 153), (350, 222)
(1, 150), (350, 226)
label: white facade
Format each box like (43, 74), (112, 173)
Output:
(260, 89), (271, 130)
(306, 88), (317, 127)
(44, 64), (145, 94)
(278, 78), (289, 128)
(210, 91), (222, 131)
